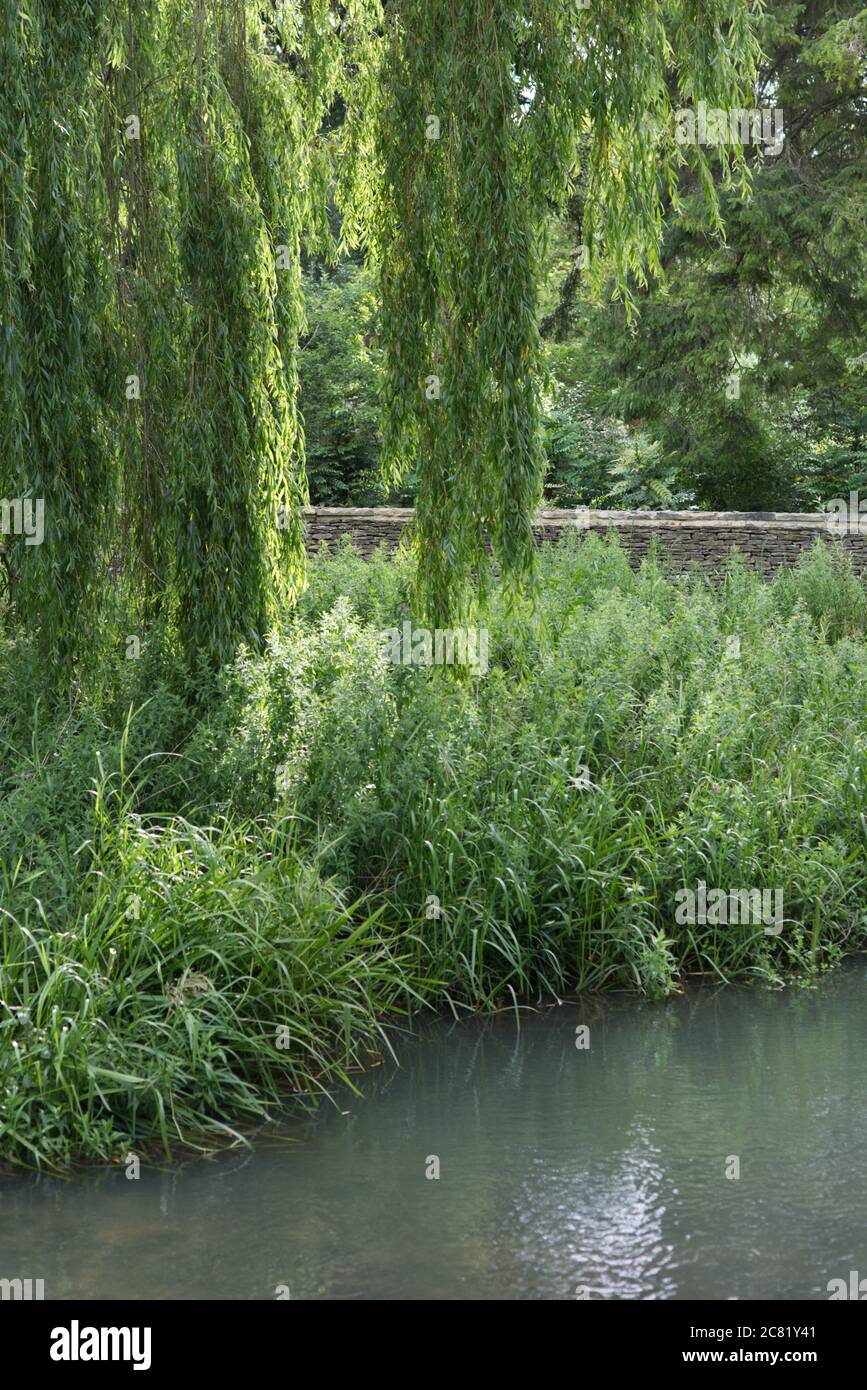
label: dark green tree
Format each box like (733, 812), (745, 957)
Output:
(554, 1), (867, 510)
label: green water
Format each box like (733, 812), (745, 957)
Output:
(2, 967), (866, 1300)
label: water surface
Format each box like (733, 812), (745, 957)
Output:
(2, 967), (866, 1299)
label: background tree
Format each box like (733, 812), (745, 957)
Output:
(298, 261), (391, 506)
(553, 0), (867, 510)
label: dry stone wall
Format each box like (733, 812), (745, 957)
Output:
(303, 507), (867, 579)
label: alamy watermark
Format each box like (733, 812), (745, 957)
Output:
(381, 621), (488, 676)
(674, 102), (784, 157)
(827, 1271), (867, 1300)
(0, 1276), (44, 1300)
(49, 1322), (151, 1371)
(824, 490), (867, 536)
(675, 881), (783, 935)
(0, 497), (44, 546)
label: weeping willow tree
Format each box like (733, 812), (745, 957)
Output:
(1, 0), (347, 673)
(0, 0), (762, 669)
(364, 0), (762, 623)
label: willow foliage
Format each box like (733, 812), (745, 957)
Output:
(361, 0), (762, 623)
(0, 0), (340, 673)
(1, 1), (762, 666)
(1, 1), (116, 670)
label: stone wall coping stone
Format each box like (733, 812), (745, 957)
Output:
(302, 506), (833, 532)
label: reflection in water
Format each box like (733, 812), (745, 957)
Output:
(507, 1126), (678, 1300)
(2, 966), (866, 1299)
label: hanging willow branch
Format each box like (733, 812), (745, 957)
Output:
(1, 0), (343, 674)
(357, 0), (761, 625)
(0, 1), (117, 672)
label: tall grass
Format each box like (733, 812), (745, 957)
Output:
(1, 534), (866, 1168)
(0, 743), (423, 1169)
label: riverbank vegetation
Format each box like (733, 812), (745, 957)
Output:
(2, 3), (865, 1176)
(3, 535), (867, 1168)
